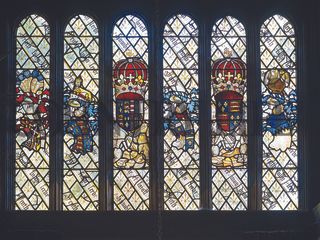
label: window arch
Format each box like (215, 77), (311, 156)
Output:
(112, 15), (149, 210)
(163, 14), (200, 210)
(260, 14), (298, 210)
(15, 14), (50, 210)
(211, 16), (248, 210)
(63, 14), (99, 211)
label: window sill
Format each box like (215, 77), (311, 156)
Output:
(0, 210), (314, 240)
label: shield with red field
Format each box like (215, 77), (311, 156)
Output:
(215, 90), (243, 132)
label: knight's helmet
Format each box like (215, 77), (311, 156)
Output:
(68, 77), (95, 109)
(263, 69), (292, 135)
(113, 52), (148, 132)
(16, 70), (48, 152)
(264, 69), (289, 94)
(212, 49), (246, 132)
(17, 70), (45, 115)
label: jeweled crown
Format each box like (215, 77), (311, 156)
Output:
(113, 53), (148, 98)
(212, 48), (246, 95)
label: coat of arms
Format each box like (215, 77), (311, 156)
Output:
(212, 50), (246, 132)
(113, 57), (147, 132)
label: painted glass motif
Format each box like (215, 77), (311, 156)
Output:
(163, 14), (200, 210)
(63, 15), (99, 210)
(211, 16), (248, 210)
(112, 15), (149, 210)
(260, 15), (298, 210)
(15, 14), (50, 210)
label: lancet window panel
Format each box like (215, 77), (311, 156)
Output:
(163, 14), (200, 210)
(63, 15), (99, 211)
(15, 14), (51, 210)
(211, 16), (248, 210)
(260, 15), (298, 210)
(112, 15), (149, 211)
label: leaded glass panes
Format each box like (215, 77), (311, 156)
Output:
(63, 15), (99, 210)
(112, 15), (149, 210)
(211, 16), (248, 210)
(163, 14), (200, 210)
(13, 11), (303, 212)
(260, 15), (298, 210)
(15, 14), (50, 210)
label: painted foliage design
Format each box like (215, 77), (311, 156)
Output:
(112, 15), (149, 210)
(260, 15), (298, 210)
(16, 71), (49, 152)
(63, 15), (99, 210)
(211, 16), (248, 210)
(15, 14), (50, 210)
(163, 89), (198, 151)
(163, 14), (200, 210)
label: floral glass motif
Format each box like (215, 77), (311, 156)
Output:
(15, 14), (50, 210)
(112, 15), (149, 210)
(260, 15), (298, 210)
(163, 14), (200, 210)
(211, 16), (248, 210)
(63, 15), (99, 210)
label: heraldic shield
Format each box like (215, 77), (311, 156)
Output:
(215, 90), (243, 132)
(113, 57), (147, 132)
(212, 53), (246, 132)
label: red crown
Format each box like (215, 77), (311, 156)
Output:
(212, 57), (246, 95)
(113, 57), (148, 98)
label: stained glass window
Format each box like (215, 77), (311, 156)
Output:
(260, 15), (298, 210)
(12, 11), (303, 213)
(112, 15), (149, 210)
(211, 16), (248, 210)
(163, 14), (199, 210)
(63, 15), (99, 210)
(15, 14), (50, 210)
